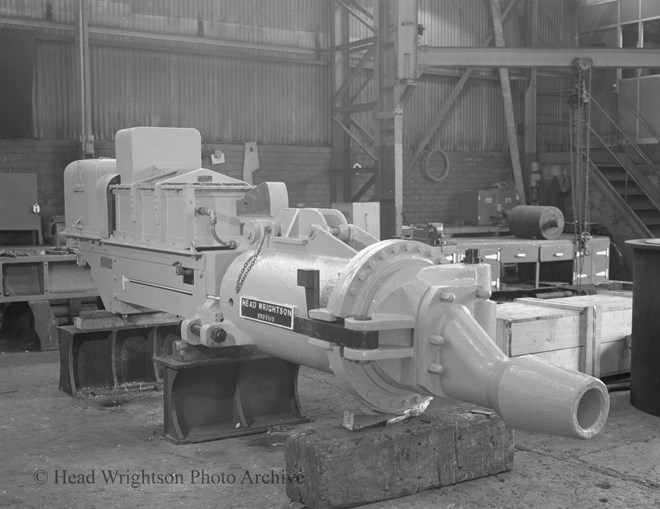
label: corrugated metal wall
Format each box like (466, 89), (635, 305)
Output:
(31, 39), (331, 144)
(405, 75), (518, 152)
(348, 74), (519, 153)
(0, 0), (327, 34)
(8, 0), (329, 143)
(32, 40), (78, 140)
(537, 74), (574, 153)
(90, 47), (330, 144)
(10, 0), (578, 152)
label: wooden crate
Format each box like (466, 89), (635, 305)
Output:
(495, 292), (632, 377)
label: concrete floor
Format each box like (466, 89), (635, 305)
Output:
(1, 348), (659, 509)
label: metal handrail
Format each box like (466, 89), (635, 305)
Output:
(617, 92), (660, 145)
(588, 159), (652, 238)
(587, 92), (657, 172)
(590, 125), (660, 210)
(617, 92), (660, 163)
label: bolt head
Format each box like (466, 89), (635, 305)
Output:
(438, 292), (456, 303)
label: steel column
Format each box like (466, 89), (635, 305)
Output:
(375, 0), (417, 239)
(74, 0), (94, 158)
(330, 3), (352, 203)
(522, 0), (539, 201)
(489, 0), (526, 204)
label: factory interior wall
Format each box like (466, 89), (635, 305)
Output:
(401, 151), (513, 225)
(1, 138), (513, 235)
(0, 138), (79, 227)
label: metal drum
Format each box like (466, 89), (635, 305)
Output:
(507, 205), (564, 240)
(626, 239), (660, 416)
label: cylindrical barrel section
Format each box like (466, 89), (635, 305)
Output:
(626, 239), (660, 416)
(220, 248), (349, 373)
(507, 205), (564, 240)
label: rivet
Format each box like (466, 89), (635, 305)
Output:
(380, 251), (388, 259)
(367, 391), (373, 398)
(406, 244), (414, 252)
(349, 286), (358, 295)
(357, 272), (366, 281)
(430, 334), (445, 346)
(368, 261), (377, 269)
(438, 292), (455, 303)
(428, 363), (444, 375)
(392, 245), (401, 254)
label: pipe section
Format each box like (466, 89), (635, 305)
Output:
(440, 305), (609, 439)
(488, 355), (609, 439)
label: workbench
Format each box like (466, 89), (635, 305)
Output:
(433, 234), (610, 290)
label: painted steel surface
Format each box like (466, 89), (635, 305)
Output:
(64, 127), (610, 439)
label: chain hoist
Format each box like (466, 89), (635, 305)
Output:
(235, 226), (271, 294)
(569, 58), (593, 286)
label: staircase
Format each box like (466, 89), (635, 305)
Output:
(588, 94), (660, 238)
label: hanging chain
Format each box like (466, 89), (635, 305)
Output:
(569, 58), (593, 291)
(584, 66), (592, 233)
(234, 226), (271, 294)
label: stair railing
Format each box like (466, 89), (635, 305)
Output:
(617, 92), (660, 166)
(588, 92), (658, 175)
(588, 126), (660, 210)
(588, 159), (652, 238)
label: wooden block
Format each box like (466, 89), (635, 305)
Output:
(74, 310), (180, 330)
(285, 402), (514, 509)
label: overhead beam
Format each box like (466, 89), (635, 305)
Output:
(418, 47), (660, 69)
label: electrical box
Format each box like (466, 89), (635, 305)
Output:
(459, 189), (520, 226)
(0, 173), (41, 244)
(332, 202), (380, 240)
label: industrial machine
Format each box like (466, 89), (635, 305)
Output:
(62, 127), (609, 443)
